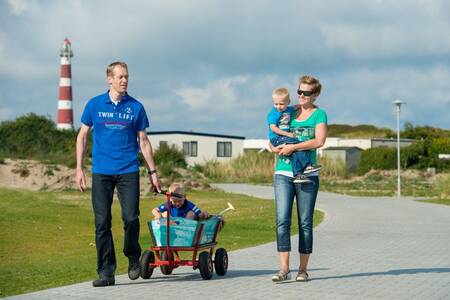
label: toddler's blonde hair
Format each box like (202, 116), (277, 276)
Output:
(272, 87), (290, 103)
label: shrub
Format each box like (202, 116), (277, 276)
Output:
(434, 173), (450, 199)
(428, 137), (450, 158)
(0, 113), (81, 167)
(153, 143), (187, 168)
(151, 143), (187, 178)
(200, 151), (274, 183)
(358, 147), (397, 175)
(12, 163), (30, 177)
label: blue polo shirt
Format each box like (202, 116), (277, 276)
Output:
(157, 200), (202, 218)
(81, 91), (149, 175)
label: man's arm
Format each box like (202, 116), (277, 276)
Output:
(75, 124), (91, 192)
(270, 124), (296, 138)
(138, 130), (161, 192)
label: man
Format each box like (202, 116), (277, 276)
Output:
(75, 61), (161, 287)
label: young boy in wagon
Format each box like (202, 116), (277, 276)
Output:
(152, 182), (209, 220)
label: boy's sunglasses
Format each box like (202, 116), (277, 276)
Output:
(297, 89), (315, 97)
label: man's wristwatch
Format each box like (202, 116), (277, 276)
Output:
(148, 169), (157, 175)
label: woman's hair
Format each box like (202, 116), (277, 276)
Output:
(272, 87), (291, 103)
(299, 75), (322, 95)
(106, 61), (128, 77)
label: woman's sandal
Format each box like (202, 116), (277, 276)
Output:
(296, 270), (309, 282)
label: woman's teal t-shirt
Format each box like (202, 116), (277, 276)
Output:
(275, 108), (328, 174)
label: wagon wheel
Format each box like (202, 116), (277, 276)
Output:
(160, 250), (174, 275)
(199, 251), (213, 280)
(140, 250), (155, 279)
(214, 248), (228, 276)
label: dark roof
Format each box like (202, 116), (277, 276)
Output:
(147, 130), (245, 140)
(371, 138), (415, 142)
(322, 146), (363, 151)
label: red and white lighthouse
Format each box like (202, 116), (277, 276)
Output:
(57, 38), (74, 130)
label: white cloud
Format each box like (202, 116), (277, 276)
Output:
(6, 0), (30, 15)
(1, 0), (449, 137)
(177, 76), (249, 111)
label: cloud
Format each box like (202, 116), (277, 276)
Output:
(6, 0), (30, 15)
(320, 64), (450, 128)
(1, 0), (449, 139)
(177, 76), (249, 111)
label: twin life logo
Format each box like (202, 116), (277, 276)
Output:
(98, 109), (134, 121)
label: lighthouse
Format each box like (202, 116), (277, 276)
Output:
(57, 38), (74, 130)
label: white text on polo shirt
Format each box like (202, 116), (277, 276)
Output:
(98, 111), (134, 120)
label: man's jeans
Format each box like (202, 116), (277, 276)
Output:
(92, 172), (141, 277)
(270, 136), (311, 176)
(274, 174), (319, 253)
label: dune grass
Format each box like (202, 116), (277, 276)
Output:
(0, 188), (323, 297)
(416, 198), (450, 206)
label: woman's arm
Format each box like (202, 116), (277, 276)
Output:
(278, 123), (327, 156)
(268, 141), (282, 153)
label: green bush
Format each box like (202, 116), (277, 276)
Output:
(358, 147), (397, 175)
(428, 137), (450, 158)
(434, 173), (450, 199)
(0, 113), (83, 167)
(151, 143), (187, 178)
(200, 151), (274, 183)
(153, 143), (186, 168)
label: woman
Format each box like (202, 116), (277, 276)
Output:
(271, 75), (327, 282)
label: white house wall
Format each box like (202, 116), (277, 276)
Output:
(339, 139), (371, 150)
(148, 133), (244, 166)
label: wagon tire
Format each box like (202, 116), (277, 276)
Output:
(140, 250), (155, 279)
(160, 250), (174, 275)
(214, 248), (228, 276)
(199, 251), (213, 280)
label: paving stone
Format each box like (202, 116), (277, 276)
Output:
(6, 184), (450, 299)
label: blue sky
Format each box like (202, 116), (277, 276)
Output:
(1, 0), (449, 138)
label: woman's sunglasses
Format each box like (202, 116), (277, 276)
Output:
(297, 89), (315, 97)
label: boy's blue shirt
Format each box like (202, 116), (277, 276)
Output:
(158, 199), (202, 218)
(80, 91), (149, 175)
(267, 106), (296, 140)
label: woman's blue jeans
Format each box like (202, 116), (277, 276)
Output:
(274, 174), (319, 254)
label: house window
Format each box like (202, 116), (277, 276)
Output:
(217, 142), (232, 157)
(159, 141), (168, 148)
(183, 141), (198, 157)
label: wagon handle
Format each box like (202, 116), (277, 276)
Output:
(218, 202), (236, 216)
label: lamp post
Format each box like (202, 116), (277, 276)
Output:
(393, 99), (405, 199)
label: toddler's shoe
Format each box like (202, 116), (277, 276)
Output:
(293, 174), (312, 184)
(303, 165), (321, 174)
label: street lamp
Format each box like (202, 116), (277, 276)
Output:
(393, 99), (405, 199)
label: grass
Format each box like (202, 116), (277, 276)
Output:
(195, 152), (448, 198)
(320, 175), (434, 197)
(416, 198), (450, 206)
(0, 188), (324, 297)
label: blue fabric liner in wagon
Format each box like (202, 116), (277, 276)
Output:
(149, 216), (222, 247)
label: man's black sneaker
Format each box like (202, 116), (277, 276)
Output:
(92, 276), (115, 287)
(128, 261), (141, 280)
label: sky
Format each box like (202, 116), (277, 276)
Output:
(1, 0), (449, 138)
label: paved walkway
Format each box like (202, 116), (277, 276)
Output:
(8, 184), (450, 299)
